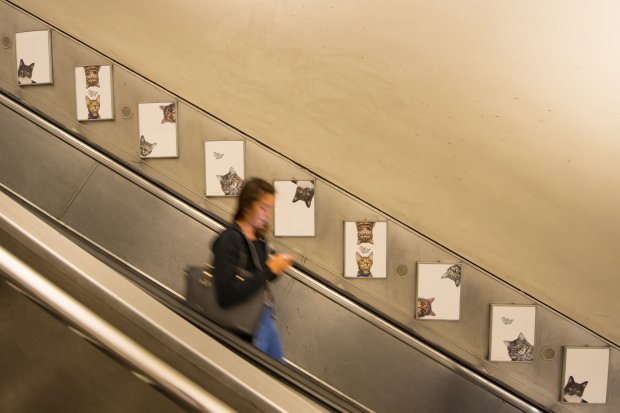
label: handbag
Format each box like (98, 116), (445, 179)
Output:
(184, 236), (265, 336)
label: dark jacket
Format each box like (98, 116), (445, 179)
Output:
(211, 223), (277, 308)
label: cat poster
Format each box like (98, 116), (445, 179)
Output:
(204, 140), (245, 196)
(138, 102), (178, 158)
(561, 347), (609, 404)
(15, 30), (53, 85)
(274, 180), (316, 237)
(416, 262), (462, 320)
(74, 65), (114, 121)
(343, 220), (387, 278)
(489, 304), (536, 362)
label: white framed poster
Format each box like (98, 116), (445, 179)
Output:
(561, 347), (609, 404)
(138, 102), (178, 158)
(204, 140), (245, 196)
(489, 304), (536, 362)
(74, 65), (114, 121)
(344, 220), (387, 278)
(416, 263), (462, 320)
(274, 180), (315, 237)
(15, 30), (53, 85)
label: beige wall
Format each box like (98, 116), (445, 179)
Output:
(13, 0), (620, 343)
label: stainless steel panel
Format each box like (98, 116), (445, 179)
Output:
(60, 164), (215, 295)
(275, 279), (505, 413)
(0, 103), (97, 218)
(0, 279), (185, 413)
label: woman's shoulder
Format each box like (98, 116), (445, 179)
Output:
(213, 225), (244, 248)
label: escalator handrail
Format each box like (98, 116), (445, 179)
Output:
(0, 246), (235, 413)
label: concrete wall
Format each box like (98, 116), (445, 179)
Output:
(8, 0), (620, 344)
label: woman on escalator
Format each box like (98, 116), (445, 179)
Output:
(211, 178), (292, 362)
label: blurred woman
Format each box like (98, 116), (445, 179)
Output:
(211, 178), (292, 362)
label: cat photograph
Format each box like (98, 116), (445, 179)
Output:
(291, 180), (315, 208)
(563, 376), (588, 403)
(356, 220), (375, 245)
(138, 102), (178, 157)
(139, 135), (157, 157)
(355, 251), (373, 277)
(561, 347), (609, 403)
(416, 262), (463, 320)
(441, 264), (461, 287)
(205, 141), (245, 196)
(274, 180), (316, 237)
(216, 166), (244, 196)
(344, 221), (387, 278)
(84, 65), (100, 88)
(160, 103), (176, 123)
(489, 304), (536, 362)
(15, 30), (52, 85)
(503, 332), (534, 362)
(417, 297), (436, 318)
(75, 65), (113, 121)
(85, 95), (101, 120)
(17, 59), (36, 85)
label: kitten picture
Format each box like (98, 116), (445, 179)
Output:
(563, 376), (588, 403)
(216, 166), (244, 196)
(417, 297), (436, 318)
(140, 135), (157, 157)
(17, 59), (36, 85)
(501, 317), (514, 325)
(291, 180), (315, 208)
(503, 332), (534, 361)
(213, 152), (224, 160)
(160, 103), (176, 124)
(85, 95), (101, 120)
(356, 220), (375, 245)
(441, 264), (461, 287)
(355, 251), (373, 277)
(84, 65), (100, 88)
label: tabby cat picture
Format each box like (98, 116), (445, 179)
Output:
(85, 95), (101, 120)
(160, 103), (176, 124)
(355, 251), (373, 277)
(563, 376), (588, 403)
(441, 264), (461, 287)
(216, 166), (244, 196)
(140, 135), (157, 157)
(503, 332), (534, 361)
(417, 297), (436, 318)
(17, 59), (36, 84)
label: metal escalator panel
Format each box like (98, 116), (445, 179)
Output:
(0, 87), (542, 412)
(0, 189), (341, 413)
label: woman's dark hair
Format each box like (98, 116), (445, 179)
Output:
(234, 178), (275, 221)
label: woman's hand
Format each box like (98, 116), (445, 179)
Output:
(266, 253), (293, 275)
